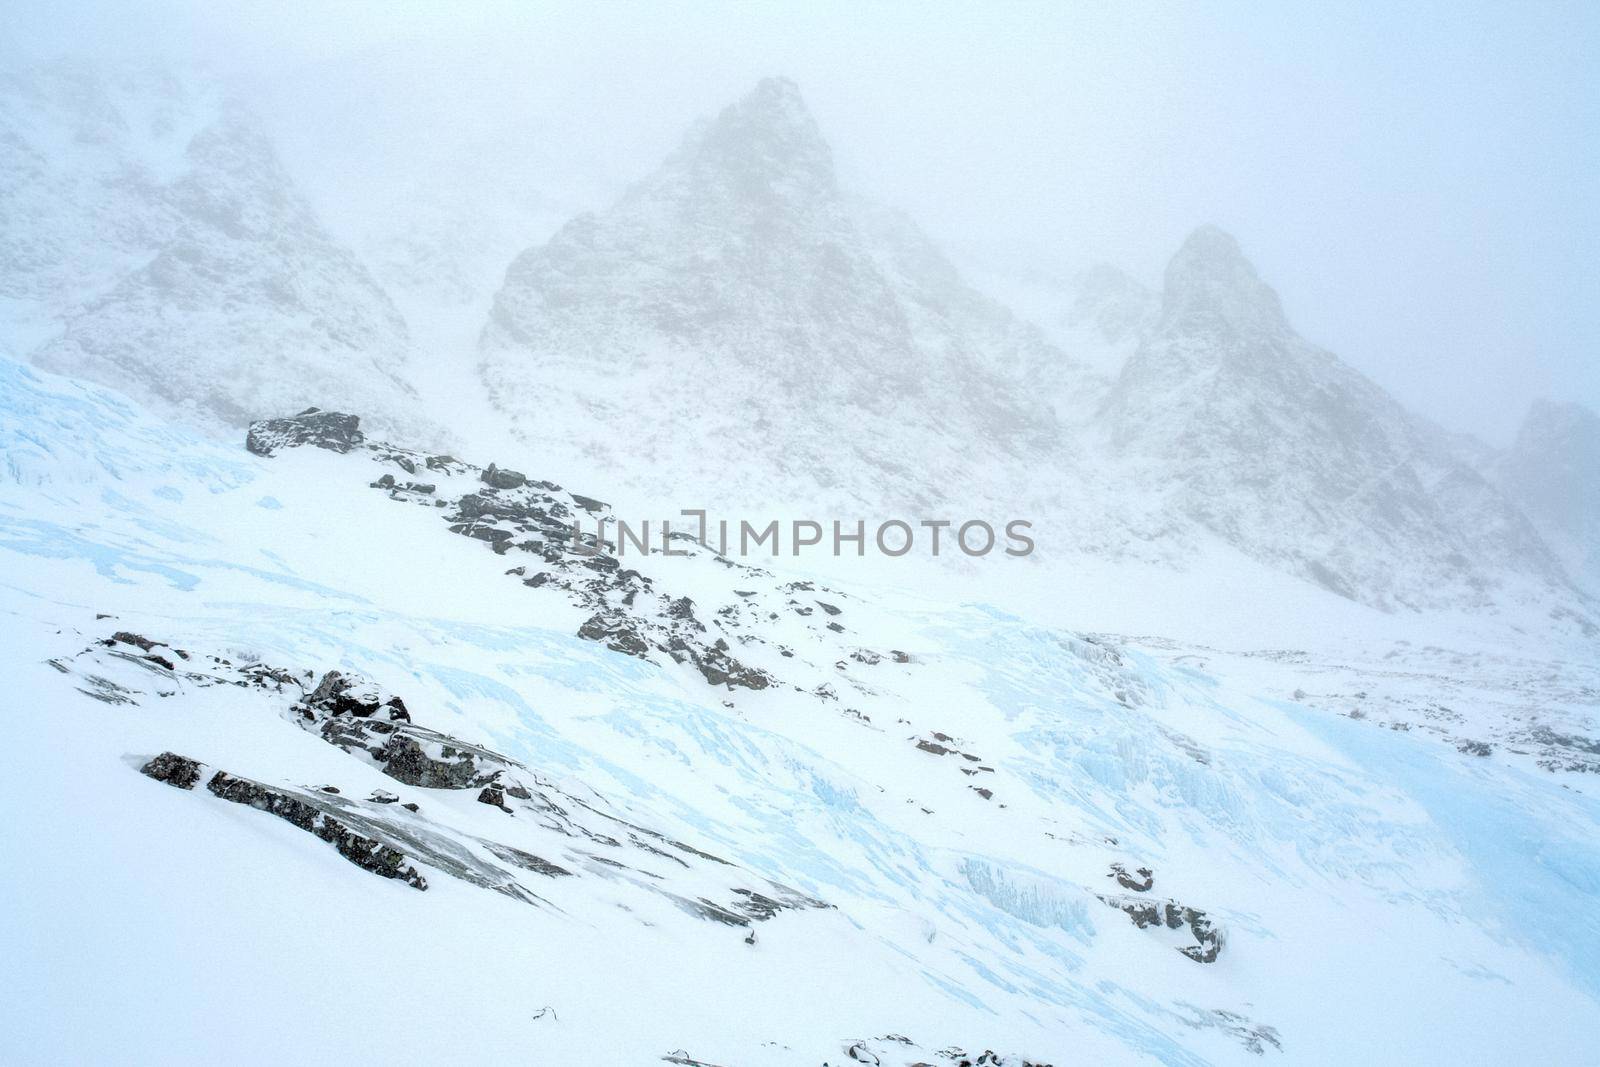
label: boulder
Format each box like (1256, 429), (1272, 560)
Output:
(140, 751), (202, 790)
(245, 408), (364, 457)
(480, 463), (527, 490)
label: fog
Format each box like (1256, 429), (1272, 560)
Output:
(8, 0), (1596, 443)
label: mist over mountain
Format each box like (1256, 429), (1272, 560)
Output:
(480, 77), (1078, 513)
(4, 35), (1599, 1067)
(2, 62), (430, 440)
(1096, 225), (1570, 612)
(1495, 399), (1600, 596)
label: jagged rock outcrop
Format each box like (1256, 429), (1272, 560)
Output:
(479, 76), (1077, 513)
(140, 752), (429, 890)
(245, 409), (927, 694)
(246, 409), (365, 457)
(3, 62), (428, 440)
(1098, 225), (1572, 612)
(1098, 891), (1224, 963)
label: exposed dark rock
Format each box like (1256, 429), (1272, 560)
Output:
(578, 612), (652, 658)
(300, 671), (410, 722)
(206, 769), (427, 889)
(79, 636), (834, 932)
(109, 631), (158, 651)
(1109, 862), (1154, 892)
(1099, 893), (1223, 962)
(377, 735), (501, 790)
(690, 646), (773, 690)
(140, 751), (202, 790)
(481, 463), (527, 490)
(245, 408), (363, 457)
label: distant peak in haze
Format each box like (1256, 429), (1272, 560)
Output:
(1521, 397), (1600, 436)
(1161, 224), (1287, 337)
(669, 76), (835, 199)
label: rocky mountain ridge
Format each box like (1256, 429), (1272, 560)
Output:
(478, 77), (1079, 517)
(1096, 225), (1576, 613)
(1, 61), (430, 441)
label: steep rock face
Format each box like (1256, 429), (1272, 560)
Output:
(1495, 400), (1600, 595)
(4, 62), (427, 440)
(1099, 226), (1568, 611)
(1059, 262), (1159, 377)
(479, 77), (1075, 512)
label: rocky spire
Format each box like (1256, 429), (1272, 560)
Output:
(1159, 225), (1288, 338)
(667, 76), (837, 204)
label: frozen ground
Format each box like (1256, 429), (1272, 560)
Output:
(3, 354), (1598, 1064)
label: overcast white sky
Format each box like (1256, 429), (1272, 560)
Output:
(9, 0), (1597, 444)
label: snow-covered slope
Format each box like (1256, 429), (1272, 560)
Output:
(1, 62), (430, 441)
(1056, 262), (1159, 379)
(1097, 226), (1574, 613)
(479, 77), (1084, 514)
(4, 353), (1599, 1064)
(1493, 399), (1600, 596)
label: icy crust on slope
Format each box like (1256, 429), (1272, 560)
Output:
(1097, 226), (1577, 614)
(6, 365), (1600, 1062)
(1, 62), (429, 441)
(1132, 636), (1600, 780)
(478, 77), (1076, 515)
(0, 354), (253, 489)
(56, 632), (828, 925)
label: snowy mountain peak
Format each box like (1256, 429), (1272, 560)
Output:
(479, 78), (1070, 512)
(1101, 225), (1576, 613)
(7, 64), (432, 442)
(663, 75), (836, 207)
(1496, 398), (1600, 593)
(1160, 224), (1288, 338)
